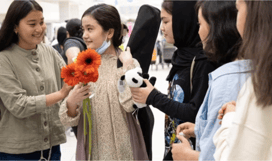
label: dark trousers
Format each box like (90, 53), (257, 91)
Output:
(0, 145), (61, 160)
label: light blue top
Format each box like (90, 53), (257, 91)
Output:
(194, 60), (251, 161)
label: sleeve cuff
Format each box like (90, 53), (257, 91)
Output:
(35, 95), (47, 113)
(221, 112), (235, 128)
(146, 88), (159, 105)
(59, 100), (81, 127)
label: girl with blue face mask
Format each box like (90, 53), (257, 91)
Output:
(58, 4), (148, 161)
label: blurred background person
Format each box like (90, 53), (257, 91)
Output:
(53, 26), (67, 55)
(63, 18), (86, 65)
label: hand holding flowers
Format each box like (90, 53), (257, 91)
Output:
(61, 48), (101, 155)
(66, 83), (91, 117)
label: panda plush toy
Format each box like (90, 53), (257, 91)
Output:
(118, 67), (156, 109)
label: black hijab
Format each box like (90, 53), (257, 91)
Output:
(167, 1), (205, 81)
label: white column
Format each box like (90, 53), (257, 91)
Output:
(70, 4), (79, 19)
(59, 1), (70, 22)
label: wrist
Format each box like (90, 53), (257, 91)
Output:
(66, 98), (79, 117)
(60, 88), (69, 99)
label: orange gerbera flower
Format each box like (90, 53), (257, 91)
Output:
(76, 48), (101, 74)
(75, 70), (99, 84)
(61, 63), (80, 86)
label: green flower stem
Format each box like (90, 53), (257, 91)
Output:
(83, 96), (92, 155)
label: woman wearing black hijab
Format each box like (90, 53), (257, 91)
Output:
(130, 1), (216, 160)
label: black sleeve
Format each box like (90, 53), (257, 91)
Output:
(146, 60), (215, 123)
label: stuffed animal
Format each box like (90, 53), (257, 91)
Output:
(118, 67), (156, 109)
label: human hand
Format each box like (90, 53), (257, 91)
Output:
(119, 47), (133, 70)
(172, 135), (196, 161)
(60, 82), (73, 99)
(66, 83), (92, 106)
(218, 101), (236, 124)
(176, 122), (195, 139)
(130, 79), (155, 104)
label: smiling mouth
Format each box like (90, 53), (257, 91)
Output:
(32, 34), (43, 38)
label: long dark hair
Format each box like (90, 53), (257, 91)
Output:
(162, 0), (173, 15)
(82, 4), (123, 48)
(196, 0), (241, 66)
(0, 0), (43, 52)
(241, 1), (272, 107)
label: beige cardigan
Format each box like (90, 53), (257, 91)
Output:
(0, 43), (66, 154)
(59, 53), (148, 160)
(213, 78), (272, 161)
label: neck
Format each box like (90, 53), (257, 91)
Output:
(17, 40), (37, 50)
(103, 44), (117, 56)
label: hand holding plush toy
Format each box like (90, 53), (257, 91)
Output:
(118, 67), (156, 109)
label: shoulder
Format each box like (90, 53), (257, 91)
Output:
(64, 38), (82, 48)
(38, 43), (66, 67)
(193, 56), (216, 79)
(0, 45), (18, 64)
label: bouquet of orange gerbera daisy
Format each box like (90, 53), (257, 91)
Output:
(61, 48), (101, 155)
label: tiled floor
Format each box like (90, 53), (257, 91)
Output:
(60, 64), (170, 161)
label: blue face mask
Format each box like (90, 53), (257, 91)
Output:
(96, 39), (111, 55)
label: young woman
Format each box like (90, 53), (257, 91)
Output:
(59, 4), (148, 160)
(213, 0), (272, 160)
(0, 1), (72, 160)
(130, 1), (216, 159)
(172, 1), (250, 160)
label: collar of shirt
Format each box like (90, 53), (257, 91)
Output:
(210, 59), (251, 81)
(12, 43), (41, 57)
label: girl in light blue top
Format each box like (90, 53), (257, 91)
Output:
(171, 1), (251, 161)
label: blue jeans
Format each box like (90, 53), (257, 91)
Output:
(0, 145), (61, 160)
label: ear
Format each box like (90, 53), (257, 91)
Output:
(137, 72), (143, 77)
(143, 73), (149, 79)
(108, 28), (114, 40)
(121, 75), (125, 81)
(66, 31), (70, 38)
(149, 77), (157, 86)
(14, 26), (18, 34)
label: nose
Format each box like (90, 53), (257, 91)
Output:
(36, 24), (45, 33)
(160, 24), (165, 33)
(82, 30), (88, 40)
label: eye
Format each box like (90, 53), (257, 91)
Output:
(40, 21), (44, 25)
(88, 28), (93, 31)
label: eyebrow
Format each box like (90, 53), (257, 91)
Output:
(84, 24), (94, 28)
(27, 18), (44, 22)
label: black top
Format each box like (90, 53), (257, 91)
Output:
(61, 37), (86, 64)
(52, 44), (62, 54)
(146, 55), (216, 123)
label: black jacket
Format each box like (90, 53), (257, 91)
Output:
(146, 54), (215, 123)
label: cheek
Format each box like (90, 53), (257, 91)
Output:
(236, 13), (243, 37)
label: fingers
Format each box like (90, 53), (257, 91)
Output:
(176, 124), (185, 135)
(182, 129), (191, 138)
(176, 135), (187, 143)
(230, 101), (236, 106)
(143, 79), (152, 87)
(83, 92), (92, 100)
(126, 47), (131, 53)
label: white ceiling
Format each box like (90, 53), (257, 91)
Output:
(0, 0), (163, 23)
